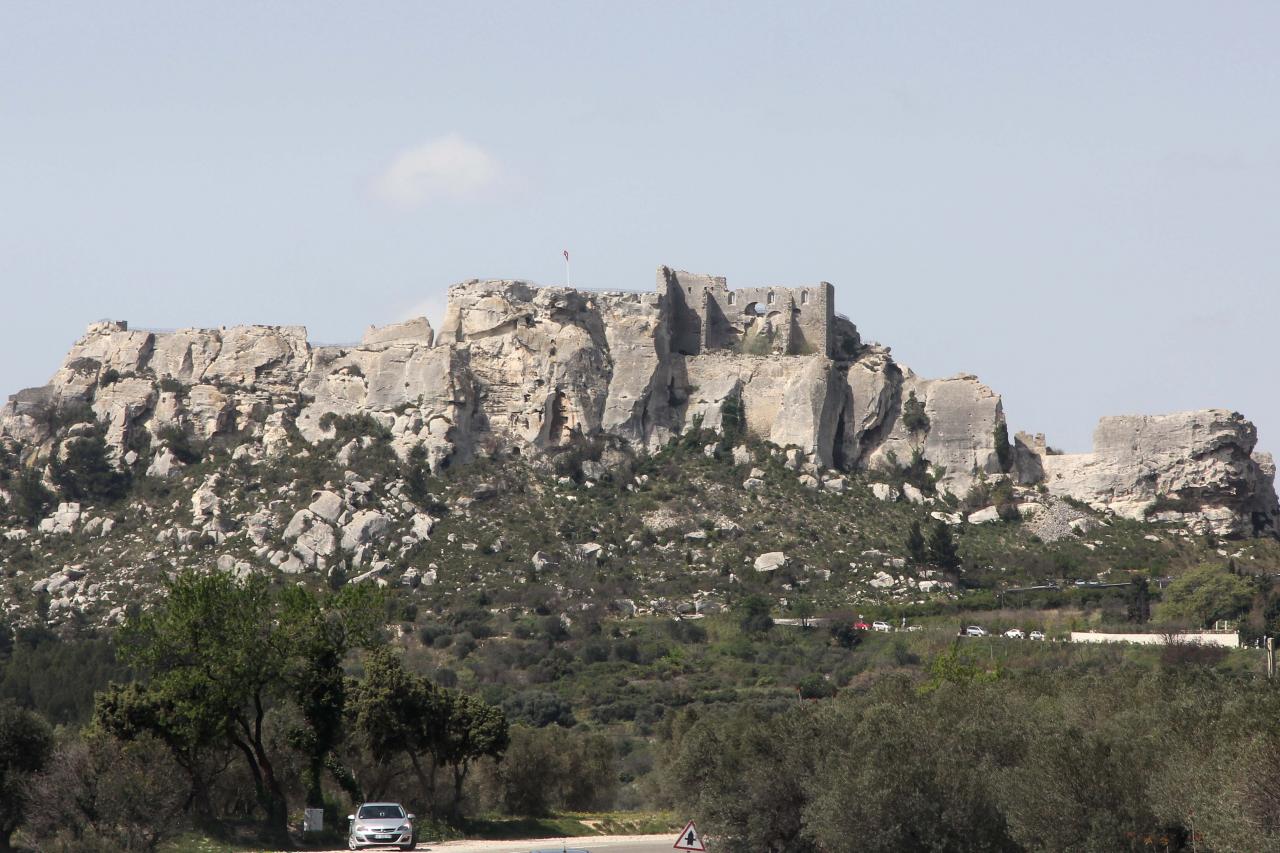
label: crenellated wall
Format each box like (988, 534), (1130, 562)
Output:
(658, 266), (833, 356)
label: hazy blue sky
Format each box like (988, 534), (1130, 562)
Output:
(2, 2), (1277, 454)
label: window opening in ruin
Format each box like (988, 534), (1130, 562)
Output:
(727, 292), (735, 305)
(801, 291), (809, 305)
(767, 292), (775, 305)
(744, 302), (765, 317)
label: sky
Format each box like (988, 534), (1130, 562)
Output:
(2, 1), (1278, 456)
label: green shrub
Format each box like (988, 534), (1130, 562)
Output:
(901, 391), (929, 433)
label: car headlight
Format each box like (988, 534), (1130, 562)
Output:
(354, 823), (367, 832)
(396, 823), (410, 833)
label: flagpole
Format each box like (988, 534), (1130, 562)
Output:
(564, 250), (571, 287)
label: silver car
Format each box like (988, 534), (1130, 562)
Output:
(347, 802), (416, 850)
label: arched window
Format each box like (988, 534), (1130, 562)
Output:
(727, 292), (735, 305)
(767, 291), (775, 305)
(801, 291), (809, 305)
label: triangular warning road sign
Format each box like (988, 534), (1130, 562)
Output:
(673, 819), (706, 851)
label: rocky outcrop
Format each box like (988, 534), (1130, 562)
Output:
(3, 267), (1276, 538)
(1033, 410), (1278, 536)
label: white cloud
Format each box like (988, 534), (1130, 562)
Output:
(373, 134), (502, 207)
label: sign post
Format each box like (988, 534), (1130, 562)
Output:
(673, 819), (706, 851)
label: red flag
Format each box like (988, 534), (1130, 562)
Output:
(563, 249), (569, 262)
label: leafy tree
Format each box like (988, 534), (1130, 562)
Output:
(437, 691), (509, 820)
(927, 521), (961, 573)
(901, 391), (929, 434)
(114, 572), (292, 844)
(6, 468), (54, 526)
(277, 583), (381, 808)
(718, 395), (746, 445)
(919, 647), (998, 693)
(797, 675), (836, 700)
(999, 725), (1163, 851)
(502, 690), (576, 728)
(737, 595), (774, 635)
(25, 732), (186, 852)
(0, 700), (54, 851)
(666, 706), (817, 853)
(404, 442), (433, 507)
(348, 647), (447, 814)
(993, 421), (1012, 472)
(108, 571), (374, 845)
(829, 623), (861, 650)
(1158, 565), (1254, 628)
(806, 692), (1021, 853)
(905, 520), (927, 565)
(482, 725), (616, 817)
(349, 648), (509, 822)
(1126, 576), (1152, 624)
(791, 597), (816, 628)
(94, 682), (226, 824)
(1, 629), (130, 726)
(51, 428), (130, 503)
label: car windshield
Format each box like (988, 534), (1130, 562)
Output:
(358, 805), (404, 820)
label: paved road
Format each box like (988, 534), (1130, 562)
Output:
(301, 833), (676, 853)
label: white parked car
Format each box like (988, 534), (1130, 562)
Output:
(1029, 630), (1046, 641)
(964, 625), (988, 637)
(1004, 628), (1025, 640)
(872, 621), (892, 633)
(348, 802), (415, 850)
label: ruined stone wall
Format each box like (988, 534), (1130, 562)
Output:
(657, 266), (832, 356)
(716, 284), (832, 356)
(659, 267), (724, 356)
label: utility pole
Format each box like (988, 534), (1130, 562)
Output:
(1267, 636), (1275, 679)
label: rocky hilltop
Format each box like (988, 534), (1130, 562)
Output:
(2, 266), (1276, 537)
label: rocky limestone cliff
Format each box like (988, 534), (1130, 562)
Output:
(2, 268), (1276, 537)
(1038, 411), (1278, 537)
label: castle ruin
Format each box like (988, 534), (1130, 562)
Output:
(658, 266), (834, 357)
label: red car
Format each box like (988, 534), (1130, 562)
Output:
(853, 621), (871, 631)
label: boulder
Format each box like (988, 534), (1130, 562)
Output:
(869, 571), (896, 589)
(308, 490), (344, 523)
(283, 509), (316, 541)
(361, 317), (435, 348)
(294, 521), (336, 565)
(967, 506), (1001, 524)
(870, 483), (897, 502)
(754, 551), (787, 572)
(191, 475), (221, 526)
(340, 510), (390, 552)
(146, 447), (183, 478)
(38, 502), (81, 535)
(410, 513), (436, 540)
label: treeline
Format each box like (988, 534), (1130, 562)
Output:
(0, 572), (617, 852)
(663, 658), (1280, 852)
